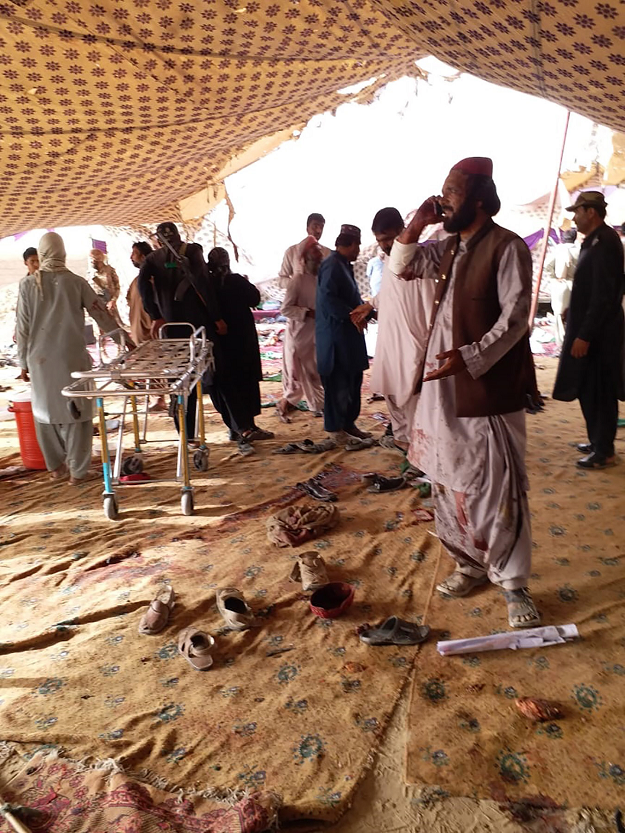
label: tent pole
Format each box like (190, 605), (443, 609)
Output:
(529, 109), (571, 327)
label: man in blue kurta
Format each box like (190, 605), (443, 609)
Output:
(316, 224), (371, 443)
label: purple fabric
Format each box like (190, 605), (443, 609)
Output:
(523, 228), (560, 249)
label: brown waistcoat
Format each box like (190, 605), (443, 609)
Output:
(423, 220), (534, 418)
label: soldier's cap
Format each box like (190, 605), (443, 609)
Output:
(566, 191), (607, 211)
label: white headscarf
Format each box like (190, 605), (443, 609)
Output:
(35, 231), (67, 295)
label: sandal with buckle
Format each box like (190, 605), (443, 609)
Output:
(296, 478), (338, 502)
(178, 627), (215, 670)
(359, 616), (430, 646)
(138, 585), (175, 635)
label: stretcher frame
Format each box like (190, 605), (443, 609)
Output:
(62, 324), (214, 520)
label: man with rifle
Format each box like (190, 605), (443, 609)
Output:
(138, 221), (226, 442)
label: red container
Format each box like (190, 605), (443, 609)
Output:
(310, 582), (355, 619)
(9, 393), (47, 470)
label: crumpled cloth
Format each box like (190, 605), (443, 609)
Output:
(267, 502), (340, 547)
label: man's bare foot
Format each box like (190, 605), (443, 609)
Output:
(49, 464), (67, 481)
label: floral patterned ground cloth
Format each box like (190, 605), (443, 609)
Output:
(407, 361), (625, 809)
(0, 378), (436, 824)
(0, 750), (280, 833)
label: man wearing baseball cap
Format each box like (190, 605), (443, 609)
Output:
(553, 191), (624, 468)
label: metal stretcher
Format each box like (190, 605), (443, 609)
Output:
(62, 325), (214, 520)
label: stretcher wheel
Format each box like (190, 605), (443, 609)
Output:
(181, 491), (194, 516)
(193, 448), (209, 471)
(121, 454), (143, 476)
(103, 495), (119, 521)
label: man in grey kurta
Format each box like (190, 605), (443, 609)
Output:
(16, 232), (122, 484)
(389, 157), (539, 630)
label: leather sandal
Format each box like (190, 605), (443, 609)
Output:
(296, 478), (338, 502)
(216, 587), (254, 630)
(139, 585), (175, 635)
(436, 570), (488, 598)
(178, 627), (215, 670)
(290, 551), (329, 592)
(359, 616), (430, 646)
(504, 587), (541, 629)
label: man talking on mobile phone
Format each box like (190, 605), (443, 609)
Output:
(389, 157), (539, 631)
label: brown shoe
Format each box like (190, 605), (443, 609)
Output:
(290, 551), (329, 592)
(139, 585), (175, 635)
(178, 627), (215, 670)
(216, 587), (254, 630)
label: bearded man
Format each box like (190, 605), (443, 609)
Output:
(389, 157), (539, 630)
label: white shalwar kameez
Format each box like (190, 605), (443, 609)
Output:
(278, 239), (330, 404)
(16, 266), (118, 478)
(370, 256), (436, 444)
(389, 238), (532, 590)
(281, 255), (324, 413)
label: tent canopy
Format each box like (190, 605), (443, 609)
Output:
(1, 0), (624, 237)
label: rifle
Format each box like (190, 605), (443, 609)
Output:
(155, 231), (204, 306)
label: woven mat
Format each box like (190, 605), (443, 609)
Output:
(0, 381), (437, 824)
(406, 360), (625, 809)
(0, 750), (280, 833)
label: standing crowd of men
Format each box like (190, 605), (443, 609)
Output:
(276, 159), (624, 629)
(13, 156), (624, 629)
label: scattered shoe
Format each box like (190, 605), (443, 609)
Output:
(504, 587), (541, 629)
(216, 587), (254, 630)
(313, 410), (324, 418)
(367, 474), (407, 493)
(296, 478), (338, 502)
(290, 551), (329, 592)
(178, 627), (215, 670)
(139, 585), (175, 635)
(437, 570), (488, 598)
(273, 442), (302, 455)
(247, 427), (275, 441)
(575, 442), (592, 453)
(577, 452), (616, 469)
(359, 616), (430, 646)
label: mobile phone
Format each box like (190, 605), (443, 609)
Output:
(434, 201), (443, 217)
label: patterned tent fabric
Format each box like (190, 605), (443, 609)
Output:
(1, 0), (624, 236)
